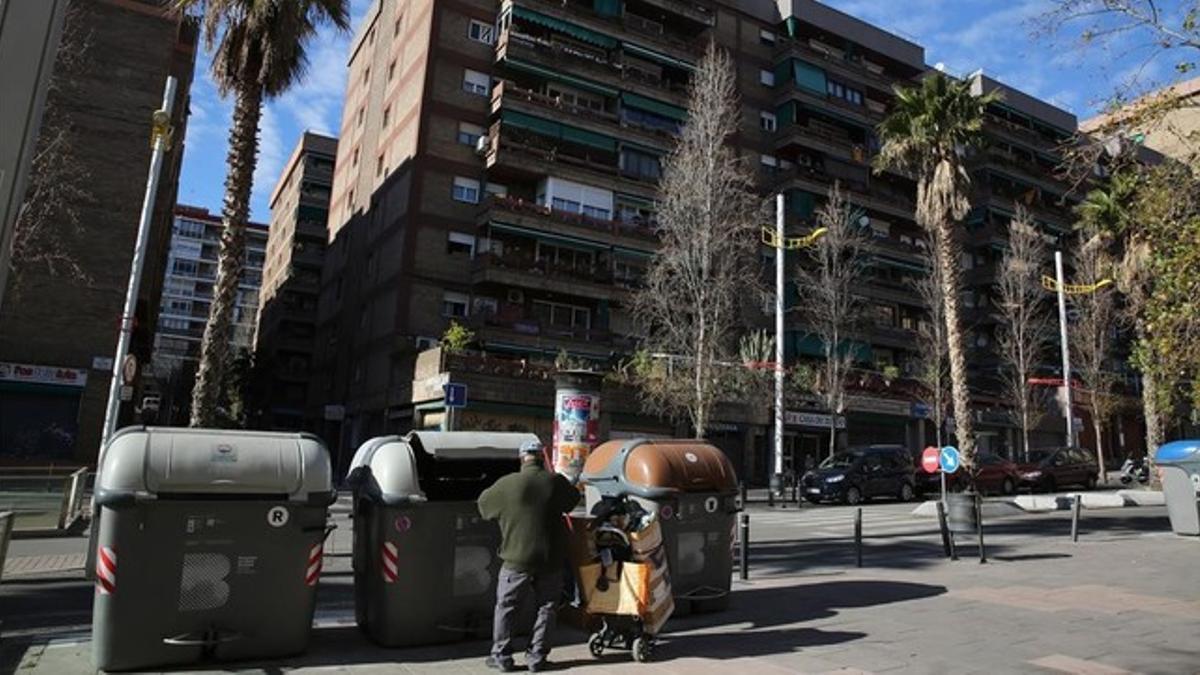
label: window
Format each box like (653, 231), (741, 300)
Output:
(536, 242), (593, 271)
(387, 60), (396, 83)
(468, 19), (495, 45)
(827, 79), (863, 105)
(760, 69), (775, 87)
(356, 107), (365, 127)
(362, 67), (370, 86)
(582, 204), (611, 220)
(447, 232), (475, 256)
(172, 259), (199, 276)
(457, 121), (484, 146)
(174, 219), (206, 238)
(484, 182), (508, 197)
(759, 29), (776, 45)
(463, 68), (490, 96)
(547, 84), (606, 112)
(452, 176), (480, 203)
(394, 16), (402, 36)
(619, 148), (661, 181)
(376, 154), (386, 177)
(442, 291), (469, 318)
(532, 300), (591, 329)
(760, 154), (778, 170)
(552, 197), (582, 213)
(760, 111), (777, 132)
(383, 105), (391, 127)
(352, 147), (359, 167)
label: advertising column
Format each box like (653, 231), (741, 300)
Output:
(553, 370), (604, 483)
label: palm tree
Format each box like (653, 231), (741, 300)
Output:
(180, 0), (350, 426)
(875, 73), (998, 465)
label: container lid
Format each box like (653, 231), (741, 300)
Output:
(1155, 440), (1200, 464)
(581, 439), (738, 499)
(97, 427), (332, 502)
(346, 431), (540, 503)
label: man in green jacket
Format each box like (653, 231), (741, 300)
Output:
(478, 439), (579, 672)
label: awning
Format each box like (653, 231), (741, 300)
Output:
(614, 246), (654, 258)
(488, 220), (610, 250)
(621, 41), (695, 72)
(500, 110), (618, 152)
(620, 92), (687, 121)
(511, 6), (617, 49)
(506, 59), (618, 97)
(792, 59), (827, 96)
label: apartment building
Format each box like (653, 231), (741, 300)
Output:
(150, 206), (268, 424)
(0, 0), (195, 463)
(311, 0), (1142, 481)
(256, 132), (338, 431)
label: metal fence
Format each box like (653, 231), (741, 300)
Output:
(0, 511), (13, 583)
(0, 467), (92, 532)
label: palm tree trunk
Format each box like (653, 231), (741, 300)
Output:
(933, 220), (976, 463)
(190, 82), (263, 427)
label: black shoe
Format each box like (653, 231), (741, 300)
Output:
(485, 656), (515, 672)
(527, 657), (552, 672)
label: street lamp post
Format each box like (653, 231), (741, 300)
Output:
(1054, 250), (1075, 447)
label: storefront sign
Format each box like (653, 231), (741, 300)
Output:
(848, 395), (911, 417)
(0, 361), (87, 388)
(785, 411), (846, 429)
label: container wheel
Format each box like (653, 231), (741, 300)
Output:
(588, 632), (605, 658)
(632, 636), (653, 662)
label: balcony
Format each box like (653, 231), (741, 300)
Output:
(480, 195), (657, 251)
(633, 0), (714, 27)
(774, 83), (884, 129)
(776, 37), (904, 94)
(483, 124), (660, 199)
(865, 323), (918, 349)
(497, 29), (689, 107)
(465, 313), (626, 356)
(859, 280), (924, 308)
(978, 148), (1067, 193)
(491, 80), (674, 152)
(983, 117), (1066, 157)
(514, 0), (704, 63)
(471, 251), (632, 302)
(778, 165), (915, 221)
(973, 186), (1074, 226)
(775, 121), (871, 166)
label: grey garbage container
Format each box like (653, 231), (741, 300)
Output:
(1154, 441), (1200, 536)
(582, 438), (739, 615)
(346, 431), (536, 647)
(91, 427), (335, 672)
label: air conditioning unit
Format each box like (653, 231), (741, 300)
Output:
(507, 289), (524, 303)
(415, 336), (437, 351)
(475, 136), (489, 155)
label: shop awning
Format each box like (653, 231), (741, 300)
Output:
(506, 59), (618, 97)
(620, 92), (687, 122)
(511, 6), (617, 48)
(621, 41), (695, 72)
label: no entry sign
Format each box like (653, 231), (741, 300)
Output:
(921, 446), (941, 474)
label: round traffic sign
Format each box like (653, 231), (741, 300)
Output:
(921, 446), (941, 474)
(940, 446), (961, 474)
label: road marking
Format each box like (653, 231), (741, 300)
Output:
(1030, 654), (1133, 674)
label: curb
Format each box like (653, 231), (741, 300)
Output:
(911, 489), (1164, 518)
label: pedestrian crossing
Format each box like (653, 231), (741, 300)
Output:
(744, 503), (938, 540)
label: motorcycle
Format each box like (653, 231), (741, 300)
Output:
(1119, 457), (1150, 485)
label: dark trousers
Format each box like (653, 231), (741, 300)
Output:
(492, 564), (563, 665)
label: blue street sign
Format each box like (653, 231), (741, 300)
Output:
(444, 382), (467, 409)
(940, 446), (961, 474)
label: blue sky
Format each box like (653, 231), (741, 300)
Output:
(175, 0), (1183, 223)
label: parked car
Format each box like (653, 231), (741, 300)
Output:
(911, 451), (1020, 496)
(801, 445), (915, 505)
(1017, 447), (1100, 492)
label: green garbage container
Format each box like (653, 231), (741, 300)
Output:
(582, 439), (739, 615)
(1154, 441), (1200, 536)
(346, 431), (537, 646)
(91, 427), (335, 672)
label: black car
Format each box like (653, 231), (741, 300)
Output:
(1018, 446), (1100, 492)
(801, 445), (916, 505)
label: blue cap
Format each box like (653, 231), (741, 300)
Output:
(519, 439), (543, 456)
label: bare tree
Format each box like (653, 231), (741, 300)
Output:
(1071, 230), (1118, 481)
(911, 235), (952, 450)
(793, 185), (873, 457)
(632, 41), (765, 437)
(995, 207), (1053, 460)
(9, 2), (93, 289)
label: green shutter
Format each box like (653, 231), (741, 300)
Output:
(793, 60), (827, 95)
(620, 92), (686, 121)
(622, 41), (695, 71)
(511, 7), (617, 48)
(593, 0), (622, 17)
(787, 189), (817, 218)
(775, 100), (797, 125)
(501, 109), (562, 137)
(560, 125), (617, 152)
(505, 59), (618, 97)
(774, 59), (792, 85)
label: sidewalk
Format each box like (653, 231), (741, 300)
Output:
(3, 508), (1197, 674)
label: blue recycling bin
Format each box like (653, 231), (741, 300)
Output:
(1153, 441), (1200, 536)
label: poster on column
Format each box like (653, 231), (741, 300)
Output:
(553, 391), (600, 483)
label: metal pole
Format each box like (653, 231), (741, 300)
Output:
(99, 76), (178, 452)
(975, 491), (987, 564)
(89, 76), (178, 579)
(1071, 493), (1082, 542)
(738, 481), (747, 510)
(773, 193), (786, 498)
(1055, 250), (1075, 447)
(936, 500), (951, 558)
(739, 512), (750, 580)
(854, 507), (863, 567)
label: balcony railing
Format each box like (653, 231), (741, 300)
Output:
(981, 148), (1066, 190)
(486, 125), (662, 187)
(485, 194), (658, 242)
(493, 81), (677, 147)
(502, 30), (690, 99)
(776, 36), (901, 93)
(474, 251), (617, 287)
(467, 313), (614, 345)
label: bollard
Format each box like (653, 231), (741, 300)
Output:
(1071, 493), (1082, 543)
(767, 486), (775, 508)
(854, 507), (863, 568)
(975, 492), (987, 564)
(936, 500), (952, 558)
(739, 512), (750, 580)
(738, 482), (747, 511)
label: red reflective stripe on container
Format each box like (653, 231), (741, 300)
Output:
(381, 542), (398, 583)
(306, 543), (323, 586)
(96, 546), (116, 595)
